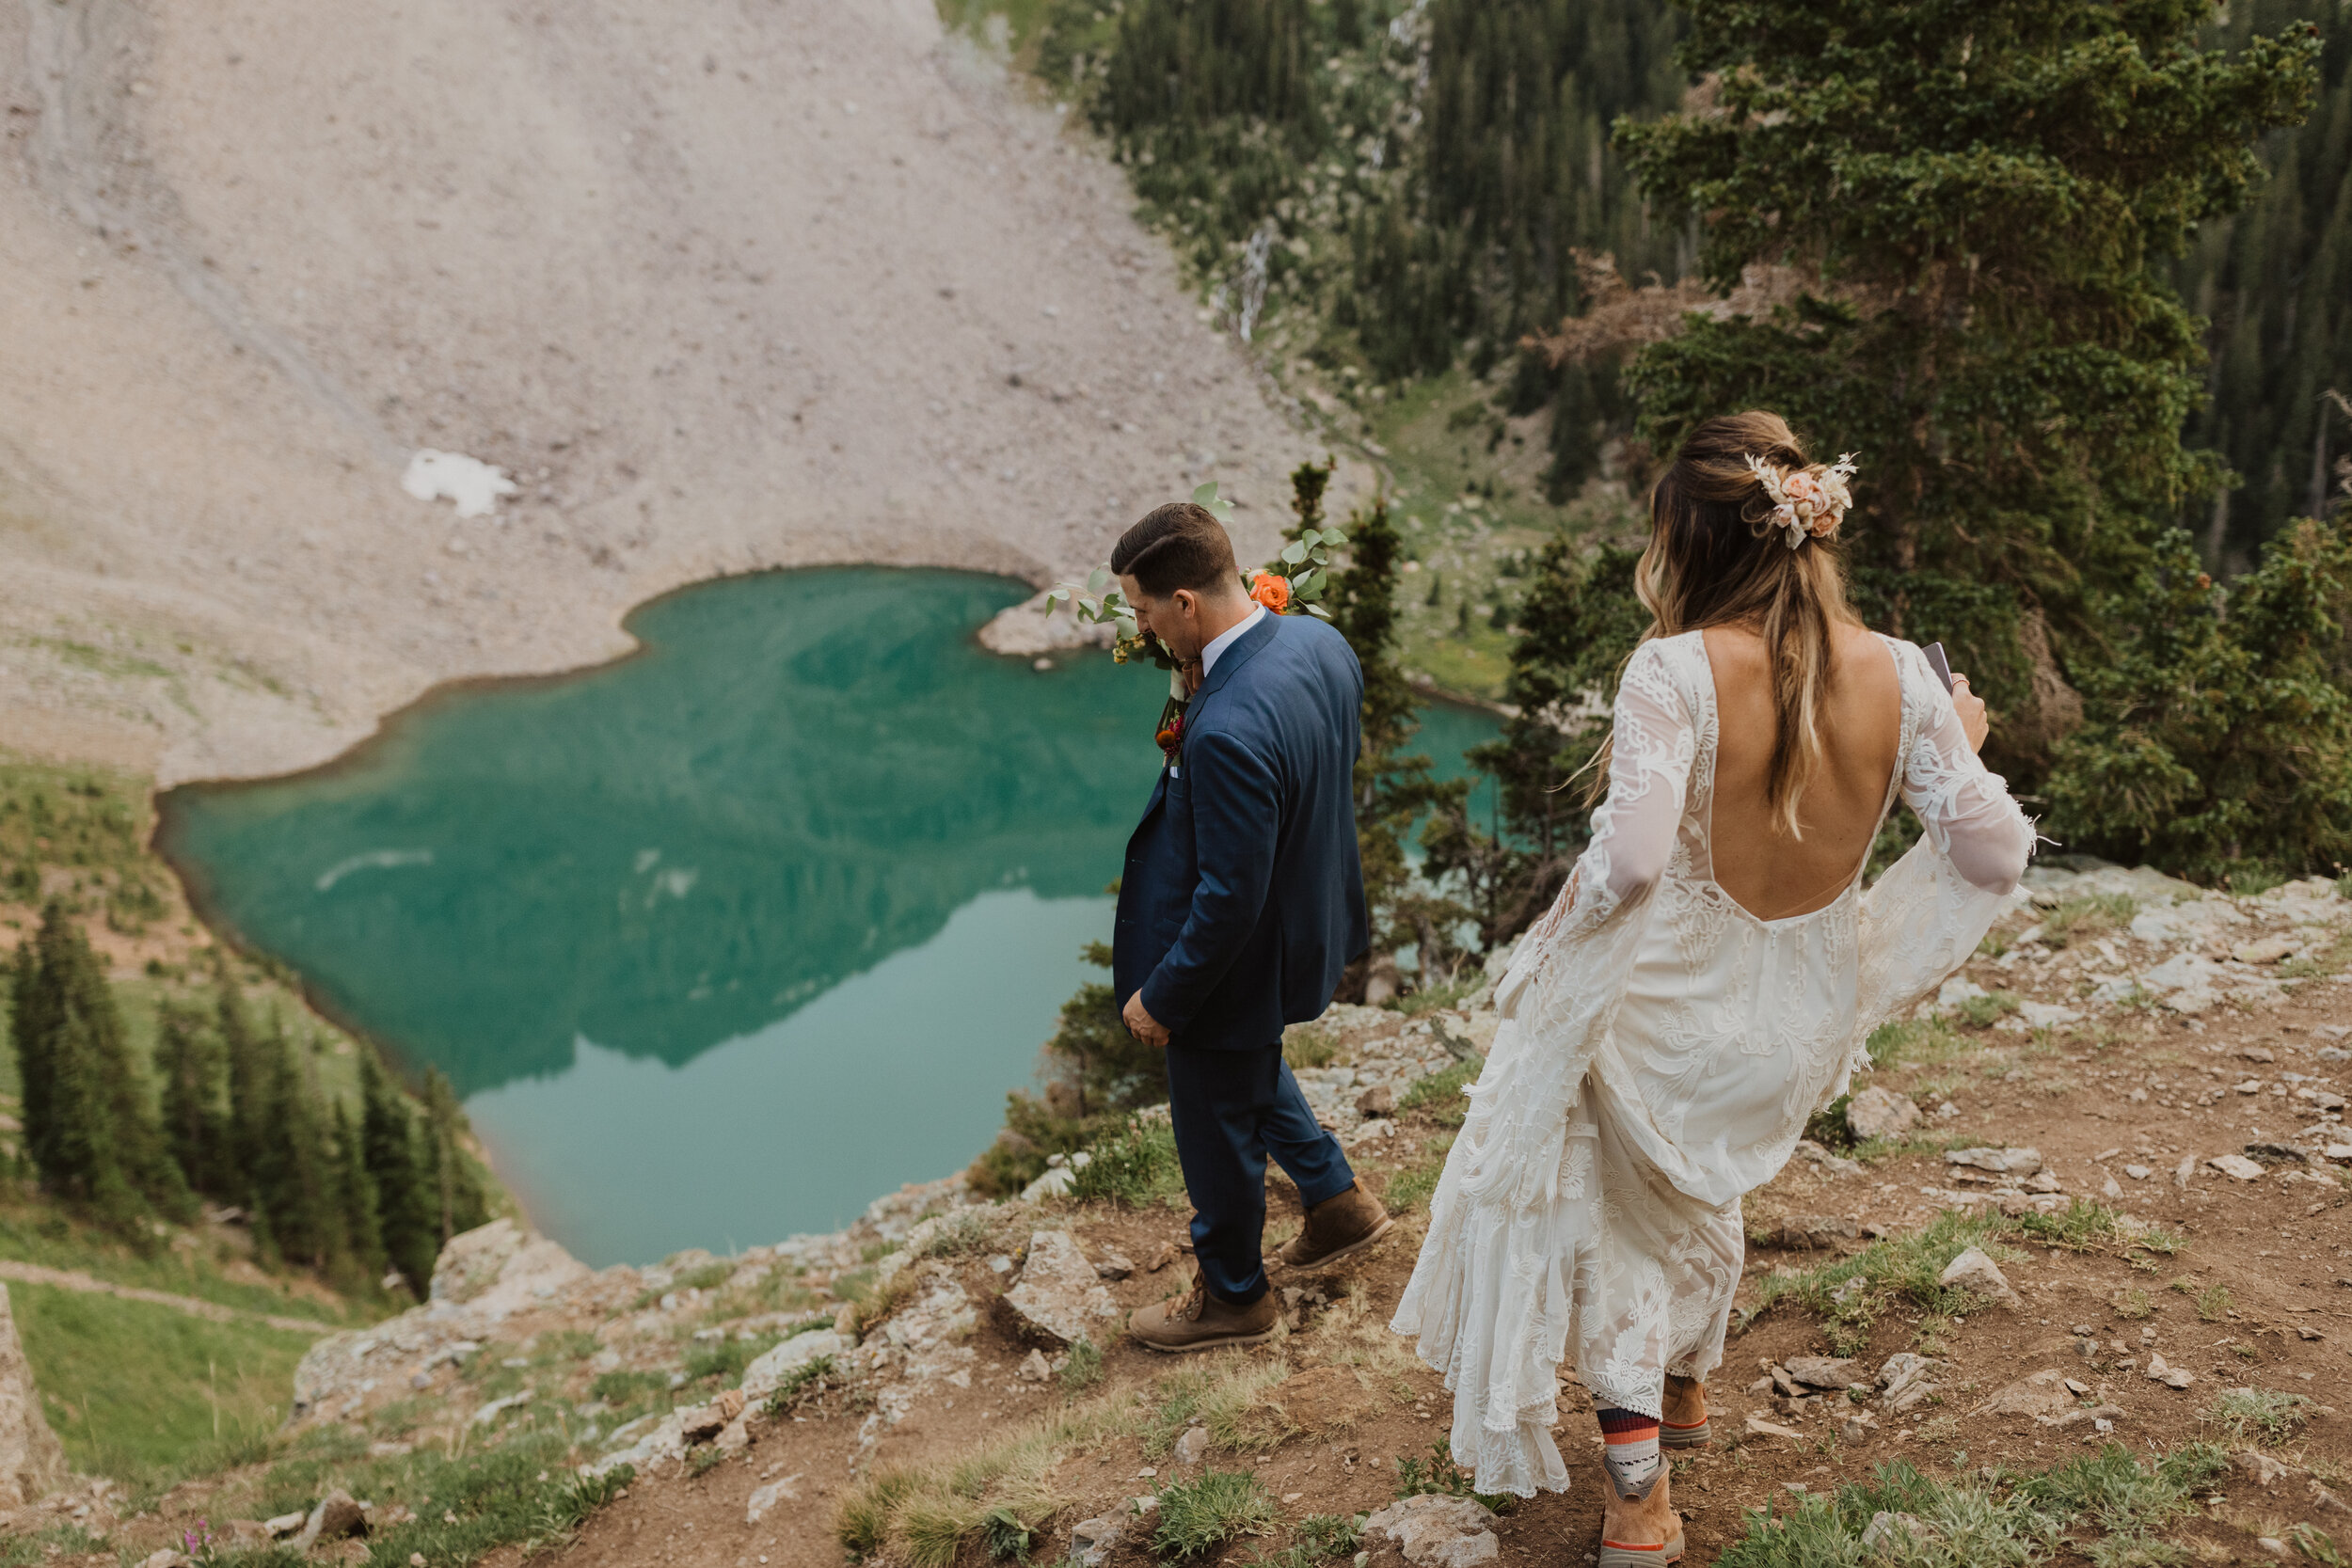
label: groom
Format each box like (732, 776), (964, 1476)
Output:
(1109, 499), (1394, 1352)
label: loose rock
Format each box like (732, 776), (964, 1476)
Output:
(739, 1330), (847, 1399)
(1003, 1231), (1120, 1346)
(2233, 1449), (2292, 1487)
(1068, 1513), (1124, 1568)
(1357, 1085), (1398, 1117)
(1937, 1246), (2024, 1309)
(2207, 1154), (2266, 1181)
(1360, 1494), (1500, 1568)
(745, 1474), (800, 1523)
(1782, 1356), (1864, 1390)
(1845, 1086), (1921, 1142)
(1945, 1147), (2043, 1176)
(294, 1489), (366, 1552)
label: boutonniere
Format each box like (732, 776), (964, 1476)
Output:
(1154, 699), (1186, 766)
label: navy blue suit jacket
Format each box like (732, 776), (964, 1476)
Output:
(1112, 611), (1370, 1050)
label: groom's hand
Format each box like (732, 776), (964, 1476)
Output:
(1122, 991), (1170, 1047)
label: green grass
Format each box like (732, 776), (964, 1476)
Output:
(682, 1331), (780, 1386)
(1059, 1337), (1103, 1395)
(1957, 991), (2023, 1029)
(1394, 1437), (1516, 1513)
(1153, 1470), (1279, 1559)
(1249, 1513), (1365, 1568)
(1717, 1448), (2224, 1568)
(1282, 1024), (1338, 1069)
(1753, 1204), (2179, 1353)
(0, 1201), (361, 1324)
(1141, 1358), (1295, 1460)
(2041, 895), (2138, 950)
(2203, 1386), (2313, 1444)
(1397, 1059), (1477, 1123)
(1865, 1018), (1969, 1072)
(246, 1425), (630, 1568)
(1070, 1116), (1186, 1207)
(1383, 1136), (1454, 1212)
(7, 1280), (318, 1480)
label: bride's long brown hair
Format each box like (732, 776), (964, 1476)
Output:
(1591, 410), (1862, 837)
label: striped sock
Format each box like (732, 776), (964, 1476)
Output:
(1596, 1406), (1663, 1500)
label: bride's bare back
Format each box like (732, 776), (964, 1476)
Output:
(1702, 622), (1899, 920)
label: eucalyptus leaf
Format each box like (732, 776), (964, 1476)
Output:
(1305, 603), (1333, 620)
(1280, 540), (1309, 564)
(1078, 597), (1100, 618)
(1291, 567), (1321, 597)
(1089, 567), (1112, 593)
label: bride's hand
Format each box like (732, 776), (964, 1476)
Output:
(1951, 674), (1989, 753)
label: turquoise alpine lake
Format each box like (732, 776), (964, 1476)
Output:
(158, 569), (1498, 1266)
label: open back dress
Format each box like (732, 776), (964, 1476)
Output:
(1391, 630), (2035, 1497)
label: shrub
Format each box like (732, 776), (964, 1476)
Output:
(2204, 1386), (2313, 1444)
(1069, 1117), (1184, 1207)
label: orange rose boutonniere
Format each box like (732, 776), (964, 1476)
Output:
(1249, 572), (1291, 612)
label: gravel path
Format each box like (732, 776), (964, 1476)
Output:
(0, 1259), (331, 1335)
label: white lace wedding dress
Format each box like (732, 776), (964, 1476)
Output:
(1391, 631), (2035, 1497)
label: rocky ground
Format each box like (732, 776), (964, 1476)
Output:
(12, 855), (2352, 1566)
(0, 0), (1345, 787)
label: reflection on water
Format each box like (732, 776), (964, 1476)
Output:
(159, 568), (1497, 1264)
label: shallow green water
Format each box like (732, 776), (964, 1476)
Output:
(160, 569), (1495, 1265)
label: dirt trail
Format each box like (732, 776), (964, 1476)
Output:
(0, 1259), (331, 1336)
(0, 0), (1345, 786)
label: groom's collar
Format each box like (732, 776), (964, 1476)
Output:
(1191, 608), (1280, 705)
(1199, 605), (1265, 681)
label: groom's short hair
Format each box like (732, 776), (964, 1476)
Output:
(1110, 502), (1240, 599)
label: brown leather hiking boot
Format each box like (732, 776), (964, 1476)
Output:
(1128, 1277), (1279, 1353)
(1277, 1180), (1396, 1270)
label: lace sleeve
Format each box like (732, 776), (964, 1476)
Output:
(1841, 643), (2036, 1084)
(1898, 661), (2035, 895)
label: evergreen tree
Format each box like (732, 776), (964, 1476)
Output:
(360, 1046), (437, 1295)
(12, 904), (188, 1225)
(216, 974), (271, 1213)
(154, 999), (231, 1197)
(330, 1100), (387, 1290)
(1308, 474), (1449, 974)
(1616, 2), (2322, 796)
(2048, 502), (2352, 881)
(419, 1067), (488, 1249)
(2177, 1), (2352, 568)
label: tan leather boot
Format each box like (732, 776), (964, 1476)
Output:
(1277, 1180), (1396, 1269)
(1128, 1277), (1279, 1353)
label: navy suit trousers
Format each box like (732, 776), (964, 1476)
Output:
(1165, 1044), (1355, 1305)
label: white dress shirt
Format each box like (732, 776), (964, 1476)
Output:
(1199, 605), (1266, 681)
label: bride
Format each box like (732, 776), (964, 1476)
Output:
(1391, 410), (2035, 1564)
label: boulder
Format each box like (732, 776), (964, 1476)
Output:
(1068, 1513), (1124, 1568)
(1937, 1246), (2024, 1309)
(427, 1218), (590, 1319)
(1361, 1494), (1500, 1568)
(739, 1330), (847, 1399)
(1845, 1086), (1921, 1143)
(294, 1489), (366, 1552)
(0, 1285), (66, 1510)
(1781, 1356), (1864, 1390)
(1002, 1231), (1120, 1347)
